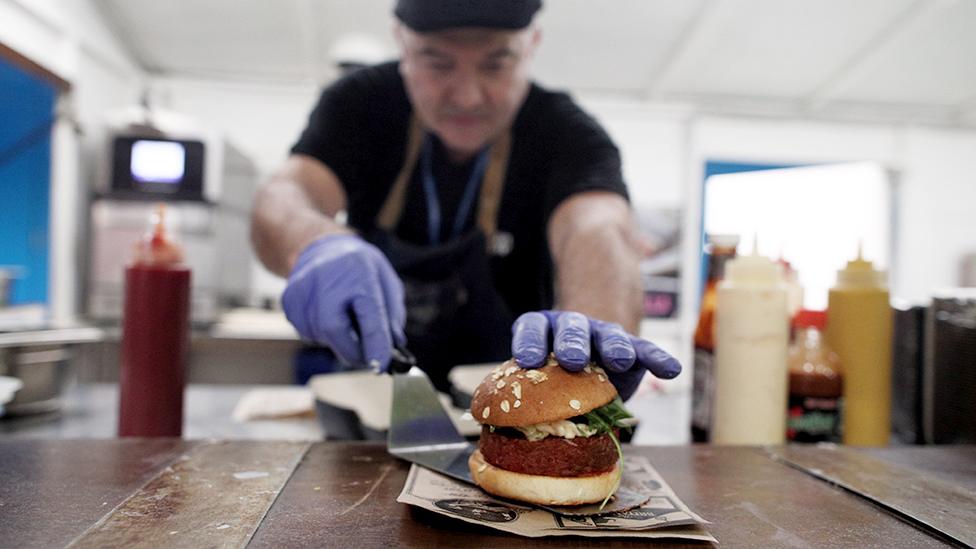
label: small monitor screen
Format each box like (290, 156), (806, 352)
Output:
(109, 136), (204, 200)
(130, 140), (186, 184)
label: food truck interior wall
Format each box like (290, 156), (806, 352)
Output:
(2, 1), (974, 372)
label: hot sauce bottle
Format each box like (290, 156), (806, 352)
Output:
(118, 204), (191, 437)
(787, 309), (842, 443)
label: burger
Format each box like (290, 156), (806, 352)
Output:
(468, 356), (636, 506)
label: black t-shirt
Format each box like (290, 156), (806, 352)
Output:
(291, 61), (628, 316)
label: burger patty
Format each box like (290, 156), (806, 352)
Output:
(479, 426), (618, 477)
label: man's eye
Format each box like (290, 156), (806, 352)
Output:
(428, 62), (452, 73)
(482, 59), (513, 75)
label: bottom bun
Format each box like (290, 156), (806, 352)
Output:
(468, 449), (619, 506)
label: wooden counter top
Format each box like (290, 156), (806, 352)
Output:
(0, 441), (972, 548)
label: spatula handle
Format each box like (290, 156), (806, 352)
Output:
(389, 345), (417, 374)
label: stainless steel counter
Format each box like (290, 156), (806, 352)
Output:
(0, 382), (322, 440)
(74, 337), (303, 385)
(1, 319), (304, 418)
(0, 326), (104, 349)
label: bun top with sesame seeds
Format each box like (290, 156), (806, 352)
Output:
(469, 356), (618, 427)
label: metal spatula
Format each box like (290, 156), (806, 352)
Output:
(386, 346), (648, 514)
(387, 347), (474, 484)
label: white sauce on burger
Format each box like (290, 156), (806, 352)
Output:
(516, 419), (598, 441)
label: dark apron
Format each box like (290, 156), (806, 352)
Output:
(366, 117), (514, 392)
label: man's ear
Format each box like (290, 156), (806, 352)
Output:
(393, 23), (409, 78)
(393, 22), (407, 55)
(527, 26), (542, 57)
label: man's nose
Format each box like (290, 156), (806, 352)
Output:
(448, 71), (486, 110)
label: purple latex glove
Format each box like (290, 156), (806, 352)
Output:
(282, 234), (406, 371)
(511, 310), (681, 400)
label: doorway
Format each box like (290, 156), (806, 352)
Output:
(702, 160), (893, 309)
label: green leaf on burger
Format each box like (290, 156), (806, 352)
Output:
(581, 397), (637, 509)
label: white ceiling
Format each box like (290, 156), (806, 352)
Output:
(92, 0), (976, 127)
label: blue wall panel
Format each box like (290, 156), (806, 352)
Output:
(0, 56), (56, 305)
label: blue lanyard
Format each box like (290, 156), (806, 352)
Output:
(420, 134), (490, 245)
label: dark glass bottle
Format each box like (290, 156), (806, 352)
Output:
(787, 309), (843, 443)
(691, 234), (738, 443)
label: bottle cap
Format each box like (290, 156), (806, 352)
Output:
(724, 235), (783, 285)
(706, 233), (740, 252)
(793, 309), (826, 330)
(777, 249), (795, 274)
(132, 204), (184, 266)
(836, 242), (886, 289)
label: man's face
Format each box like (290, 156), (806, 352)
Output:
(397, 25), (539, 160)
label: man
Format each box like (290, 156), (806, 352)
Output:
(251, 0), (679, 400)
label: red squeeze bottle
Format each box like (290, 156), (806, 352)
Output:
(118, 204), (191, 437)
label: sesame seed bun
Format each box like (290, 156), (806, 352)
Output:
(468, 449), (620, 506)
(469, 357), (618, 427)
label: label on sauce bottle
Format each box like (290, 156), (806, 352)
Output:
(787, 310), (842, 443)
(787, 395), (842, 442)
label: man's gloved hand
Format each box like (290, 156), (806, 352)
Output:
(511, 310), (681, 401)
(282, 234), (406, 372)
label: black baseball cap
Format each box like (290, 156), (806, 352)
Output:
(394, 0), (542, 32)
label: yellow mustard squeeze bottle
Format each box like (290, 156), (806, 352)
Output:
(826, 246), (892, 446)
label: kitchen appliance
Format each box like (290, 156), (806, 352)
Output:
(923, 290), (976, 444)
(87, 107), (258, 324)
(0, 345), (72, 415)
(891, 291), (976, 445)
(891, 302), (926, 444)
(0, 375), (23, 416)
